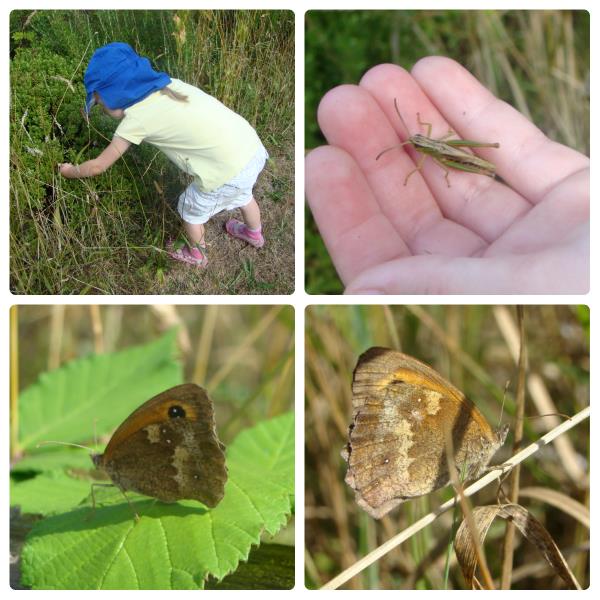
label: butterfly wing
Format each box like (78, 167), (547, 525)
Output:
(344, 347), (504, 518)
(98, 384), (227, 507)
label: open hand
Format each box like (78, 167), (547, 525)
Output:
(305, 58), (589, 294)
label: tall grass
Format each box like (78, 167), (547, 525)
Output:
(305, 305), (589, 589)
(10, 10), (294, 294)
(305, 10), (590, 293)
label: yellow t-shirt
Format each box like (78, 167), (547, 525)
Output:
(114, 79), (262, 192)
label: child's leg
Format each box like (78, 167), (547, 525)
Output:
(167, 218), (208, 268)
(240, 197), (261, 231)
(183, 221), (206, 247)
(225, 146), (268, 248)
(226, 197), (264, 248)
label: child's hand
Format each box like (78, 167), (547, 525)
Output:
(57, 138), (130, 180)
(58, 163), (78, 178)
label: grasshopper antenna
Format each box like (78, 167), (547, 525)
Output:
(375, 97), (412, 161)
(393, 97), (410, 133)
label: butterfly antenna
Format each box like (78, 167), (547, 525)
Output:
(498, 380), (509, 429)
(37, 440), (93, 452)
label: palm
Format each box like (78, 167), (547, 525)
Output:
(305, 59), (589, 294)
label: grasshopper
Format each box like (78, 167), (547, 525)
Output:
(376, 98), (500, 187)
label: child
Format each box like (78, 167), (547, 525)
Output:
(59, 42), (268, 268)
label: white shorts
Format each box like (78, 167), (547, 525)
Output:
(177, 145), (269, 225)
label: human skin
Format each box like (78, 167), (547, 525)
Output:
(59, 98), (262, 249)
(305, 58), (589, 294)
(58, 135), (130, 178)
(58, 104), (128, 178)
(185, 197), (262, 246)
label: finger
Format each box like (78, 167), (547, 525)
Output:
(360, 62), (530, 243)
(305, 145), (410, 285)
(412, 57), (589, 203)
(485, 170), (589, 256)
(317, 83), (486, 255)
(345, 242), (589, 295)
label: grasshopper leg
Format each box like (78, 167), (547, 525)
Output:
(432, 157), (452, 187)
(403, 154), (427, 186)
(439, 129), (456, 141)
(417, 112), (456, 142)
(416, 112), (432, 138)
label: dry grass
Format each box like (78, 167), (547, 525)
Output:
(133, 156), (294, 295)
(10, 10), (294, 295)
(304, 305), (589, 589)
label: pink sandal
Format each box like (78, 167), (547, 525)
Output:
(226, 219), (265, 248)
(167, 240), (208, 268)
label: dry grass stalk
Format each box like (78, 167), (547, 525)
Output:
(499, 306), (527, 587)
(444, 430), (495, 589)
(321, 405), (589, 589)
(455, 504), (581, 589)
(494, 306), (586, 484)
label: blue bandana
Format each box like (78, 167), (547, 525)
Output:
(84, 42), (171, 113)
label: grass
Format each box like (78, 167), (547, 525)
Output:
(10, 10), (294, 295)
(304, 10), (590, 294)
(304, 305), (589, 589)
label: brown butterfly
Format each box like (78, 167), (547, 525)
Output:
(92, 383), (227, 509)
(342, 348), (508, 519)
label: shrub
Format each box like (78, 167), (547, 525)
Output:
(10, 10), (294, 294)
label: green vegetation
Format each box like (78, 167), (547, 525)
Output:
(305, 10), (590, 293)
(10, 10), (294, 294)
(11, 306), (295, 589)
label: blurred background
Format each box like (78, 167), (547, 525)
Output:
(12, 304), (294, 445)
(304, 305), (589, 589)
(305, 10), (590, 293)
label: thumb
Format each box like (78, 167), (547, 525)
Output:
(344, 254), (520, 295)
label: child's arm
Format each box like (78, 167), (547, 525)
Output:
(59, 136), (131, 178)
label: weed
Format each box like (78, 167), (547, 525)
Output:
(10, 10), (294, 294)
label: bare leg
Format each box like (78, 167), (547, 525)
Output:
(167, 218), (208, 267)
(183, 221), (206, 247)
(240, 197), (262, 231)
(226, 197), (265, 248)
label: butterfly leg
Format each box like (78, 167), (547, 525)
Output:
(89, 482), (140, 522)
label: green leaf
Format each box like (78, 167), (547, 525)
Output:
(10, 470), (93, 515)
(12, 447), (98, 474)
(206, 543), (294, 589)
(20, 412), (294, 589)
(18, 331), (182, 450)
